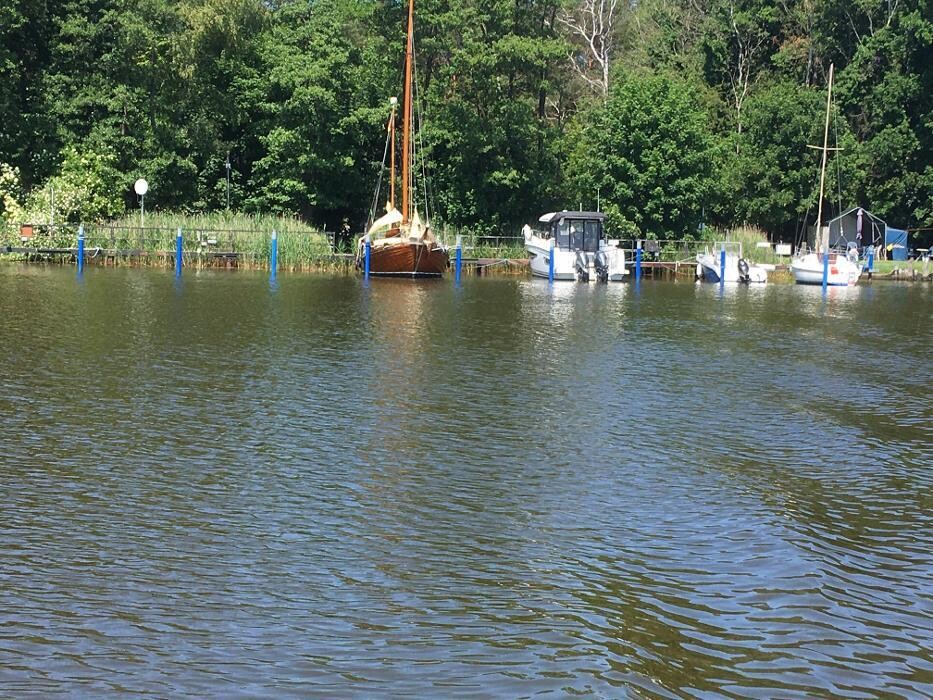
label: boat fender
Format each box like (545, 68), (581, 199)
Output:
(594, 250), (610, 282)
(737, 258), (750, 283)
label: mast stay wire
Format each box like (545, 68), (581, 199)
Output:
(368, 111), (394, 229)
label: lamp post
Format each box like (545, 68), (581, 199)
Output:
(134, 178), (149, 231)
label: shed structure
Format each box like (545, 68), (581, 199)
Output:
(826, 207), (908, 260)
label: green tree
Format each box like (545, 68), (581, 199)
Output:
(0, 0), (61, 186)
(418, 0), (566, 232)
(702, 0), (781, 143)
(566, 71), (716, 238)
(238, 0), (387, 227)
(728, 80), (826, 237)
(830, 2), (932, 227)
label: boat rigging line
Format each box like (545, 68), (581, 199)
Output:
(368, 107), (395, 228)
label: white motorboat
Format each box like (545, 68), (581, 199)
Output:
(790, 249), (862, 286)
(696, 251), (768, 283)
(523, 211), (627, 282)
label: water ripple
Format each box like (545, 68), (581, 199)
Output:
(0, 267), (930, 697)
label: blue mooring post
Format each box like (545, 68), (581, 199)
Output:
(76, 224), (85, 274)
(548, 238), (555, 284)
(719, 243), (726, 289)
(867, 245), (874, 279)
(270, 229), (278, 281)
(635, 241), (642, 281)
(364, 235), (371, 279)
(455, 235), (462, 283)
(175, 227), (183, 277)
(822, 248), (829, 290)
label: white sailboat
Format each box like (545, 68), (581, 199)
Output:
(790, 64), (862, 287)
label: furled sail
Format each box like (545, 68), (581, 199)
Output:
(410, 209), (423, 238)
(368, 206), (404, 237)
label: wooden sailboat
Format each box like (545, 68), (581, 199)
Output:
(357, 0), (448, 277)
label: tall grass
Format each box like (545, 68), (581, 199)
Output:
(715, 226), (786, 264)
(1, 212), (346, 270)
(105, 211), (322, 237)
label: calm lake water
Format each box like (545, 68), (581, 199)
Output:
(0, 264), (930, 698)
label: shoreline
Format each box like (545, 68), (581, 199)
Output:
(2, 249), (930, 283)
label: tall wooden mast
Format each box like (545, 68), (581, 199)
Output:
(401, 0), (414, 224)
(816, 63), (834, 254)
(389, 98), (397, 210)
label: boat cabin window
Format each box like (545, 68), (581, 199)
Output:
(583, 219), (600, 252)
(552, 218), (602, 251)
(555, 219), (570, 248)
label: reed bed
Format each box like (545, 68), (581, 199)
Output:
(1, 212), (349, 270)
(105, 212), (320, 238)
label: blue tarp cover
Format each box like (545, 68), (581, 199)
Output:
(885, 228), (908, 261)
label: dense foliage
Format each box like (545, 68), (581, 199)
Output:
(1, 0), (929, 240)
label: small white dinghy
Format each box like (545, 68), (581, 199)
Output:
(696, 251), (768, 283)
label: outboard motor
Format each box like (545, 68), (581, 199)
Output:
(593, 250), (610, 282)
(575, 250), (590, 282)
(737, 257), (750, 284)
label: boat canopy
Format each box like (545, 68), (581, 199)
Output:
(538, 211), (606, 224)
(537, 211), (606, 253)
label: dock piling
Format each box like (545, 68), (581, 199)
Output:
(270, 229), (278, 281)
(822, 250), (829, 290)
(364, 235), (371, 279)
(719, 243), (726, 290)
(455, 235), (462, 283)
(867, 246), (874, 280)
(635, 241), (642, 281)
(175, 227), (183, 277)
(548, 238), (555, 284)
(76, 224), (85, 274)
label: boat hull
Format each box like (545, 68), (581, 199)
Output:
(790, 253), (861, 286)
(526, 239), (626, 282)
(696, 253), (768, 283)
(362, 240), (449, 277)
